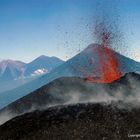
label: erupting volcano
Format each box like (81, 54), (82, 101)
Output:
(85, 31), (122, 83)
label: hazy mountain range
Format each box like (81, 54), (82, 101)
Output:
(0, 55), (64, 80)
(0, 55), (64, 93)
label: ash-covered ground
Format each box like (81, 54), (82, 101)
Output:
(0, 102), (140, 140)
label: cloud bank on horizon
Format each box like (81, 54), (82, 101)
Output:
(0, 0), (140, 62)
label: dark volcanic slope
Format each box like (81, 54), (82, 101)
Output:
(0, 77), (106, 115)
(0, 103), (140, 140)
(1, 72), (140, 119)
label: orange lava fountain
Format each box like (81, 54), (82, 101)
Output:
(85, 32), (122, 83)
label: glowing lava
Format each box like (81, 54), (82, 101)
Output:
(85, 32), (122, 83)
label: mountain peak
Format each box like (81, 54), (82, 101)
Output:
(24, 55), (64, 77)
(38, 55), (49, 59)
(83, 43), (116, 54)
(37, 55), (63, 61)
(0, 59), (25, 65)
(0, 59), (25, 72)
(1, 59), (15, 64)
(84, 43), (101, 51)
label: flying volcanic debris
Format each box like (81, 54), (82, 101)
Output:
(86, 1), (124, 83)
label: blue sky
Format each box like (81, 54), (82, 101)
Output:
(0, 0), (140, 62)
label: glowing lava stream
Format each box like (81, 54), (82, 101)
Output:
(86, 44), (122, 83)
